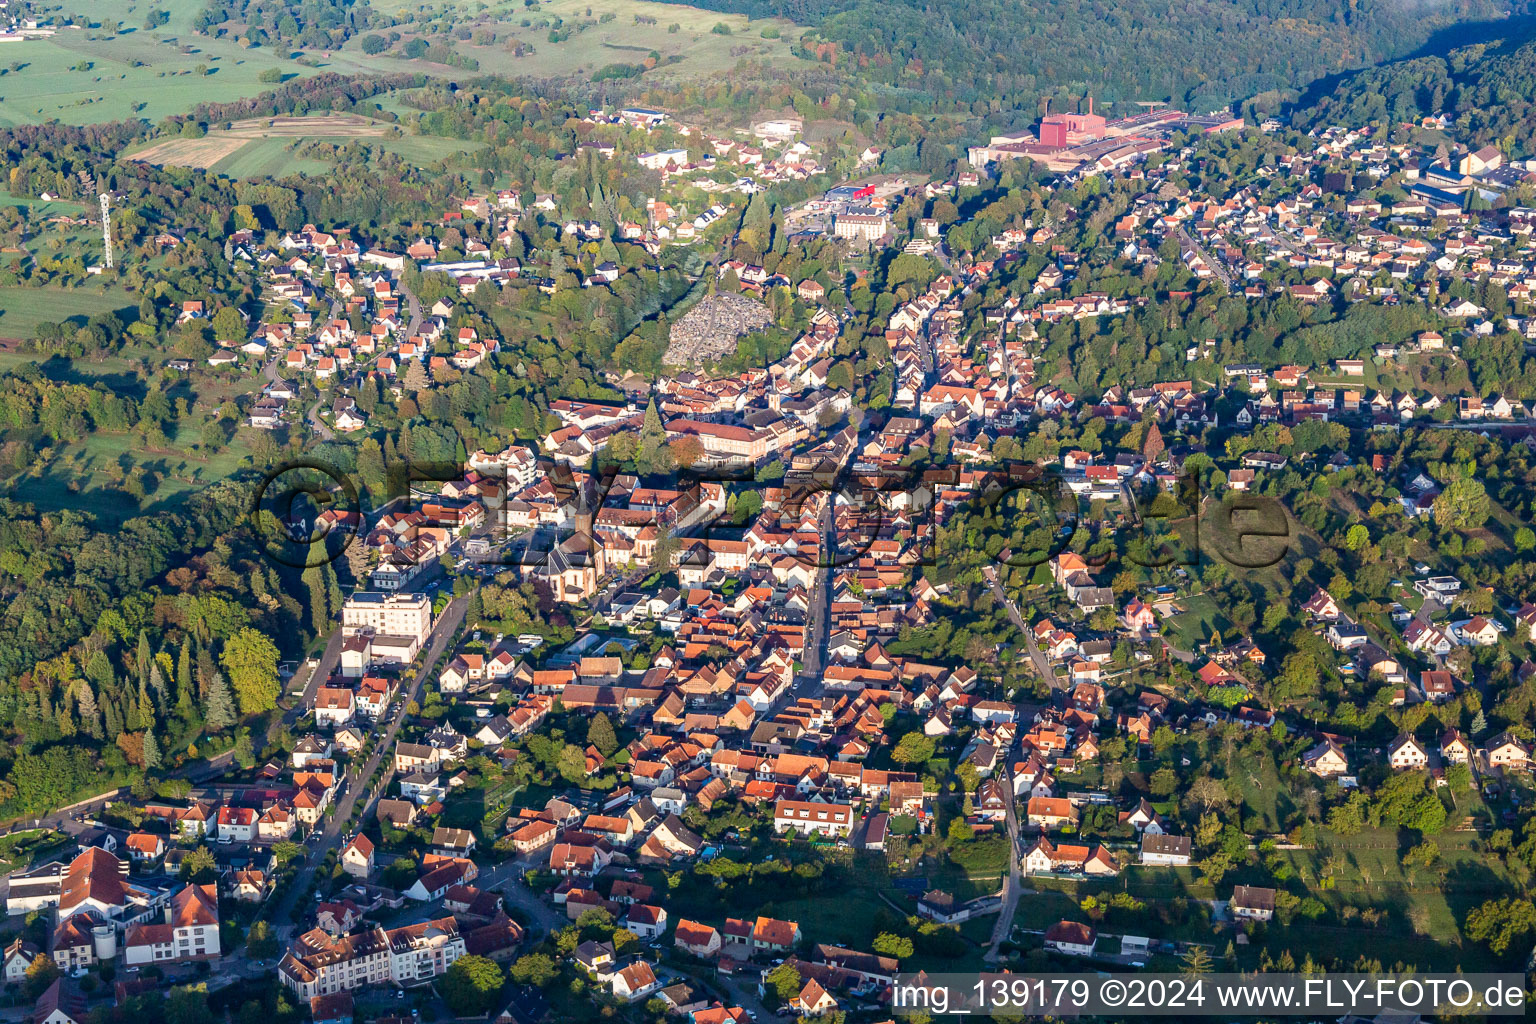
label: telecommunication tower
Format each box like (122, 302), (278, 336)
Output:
(99, 192), (113, 269)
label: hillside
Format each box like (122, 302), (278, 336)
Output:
(644, 0), (1524, 111)
(1296, 29), (1536, 153)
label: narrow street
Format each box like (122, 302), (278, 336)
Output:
(983, 763), (1020, 962)
(988, 574), (1061, 691)
(1175, 224), (1234, 291)
(266, 595), (467, 936)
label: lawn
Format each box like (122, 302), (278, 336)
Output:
(1161, 591), (1231, 652)
(0, 284), (139, 340)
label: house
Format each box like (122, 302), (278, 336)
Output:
(1229, 884), (1276, 922)
(123, 883), (221, 966)
(611, 961), (661, 1002)
(432, 827), (477, 857)
(750, 916), (800, 954)
(1440, 729), (1472, 765)
(1387, 734), (1429, 771)
(1139, 833), (1192, 867)
(773, 799), (854, 837)
(623, 904), (668, 941)
(1421, 670), (1455, 703)
(124, 833), (165, 863)
(313, 687), (356, 729)
(340, 834), (375, 879)
(673, 919), (722, 959)
(1301, 589), (1340, 621)
(32, 979), (87, 1024)
(1459, 616), (1501, 647)
(1026, 796), (1077, 829)
(1485, 732), (1531, 770)
(790, 979), (838, 1017)
(2, 938), (38, 983)
(1042, 920), (1097, 956)
(1302, 739), (1349, 777)
(1404, 620), (1454, 656)
(230, 869), (269, 903)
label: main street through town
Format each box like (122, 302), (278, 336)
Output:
(265, 594), (467, 939)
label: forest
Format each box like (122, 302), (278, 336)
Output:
(1297, 29), (1536, 155)
(647, 0), (1525, 112)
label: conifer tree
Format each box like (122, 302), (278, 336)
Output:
(204, 672), (236, 732)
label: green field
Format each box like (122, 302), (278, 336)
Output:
(0, 0), (811, 129)
(4, 425), (256, 525)
(0, 284), (138, 340)
(205, 138), (337, 180)
(205, 132), (485, 178)
(0, 0), (325, 128)
(339, 0), (811, 84)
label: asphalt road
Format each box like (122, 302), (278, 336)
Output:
(266, 594), (467, 937)
(987, 572), (1062, 691)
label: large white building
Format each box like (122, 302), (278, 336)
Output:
(124, 884), (220, 966)
(279, 915), (501, 998)
(340, 591), (433, 677)
(772, 799), (855, 838)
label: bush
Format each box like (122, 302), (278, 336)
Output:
(711, 22), (732, 34)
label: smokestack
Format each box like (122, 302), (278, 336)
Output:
(1042, 97), (1049, 118)
(1088, 96), (1093, 116)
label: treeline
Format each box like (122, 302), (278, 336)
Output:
(193, 0), (374, 49)
(179, 71), (425, 129)
(1298, 32), (1536, 154)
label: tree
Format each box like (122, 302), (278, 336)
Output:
(765, 963), (802, 1006)
(23, 955), (60, 999)
(1433, 477), (1490, 530)
(1181, 945), (1213, 975)
(182, 845), (217, 882)
(211, 307), (245, 339)
(1464, 897), (1536, 955)
(165, 985), (210, 1024)
(509, 953), (559, 987)
(142, 728), (161, 772)
(220, 628), (281, 713)
(586, 713), (618, 757)
(246, 919), (278, 959)
(203, 671), (236, 731)
(891, 731), (936, 765)
(872, 932), (915, 958)
(441, 955), (504, 1016)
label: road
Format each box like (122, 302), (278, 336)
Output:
(983, 764), (1021, 962)
(1174, 224), (1234, 291)
(987, 572), (1061, 691)
(266, 594), (468, 935)
(799, 495), (837, 696)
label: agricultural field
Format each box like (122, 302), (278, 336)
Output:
(0, 284), (138, 342)
(125, 113), (486, 177)
(0, 0), (809, 131)
(0, 0), (323, 128)
(346, 0), (811, 82)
